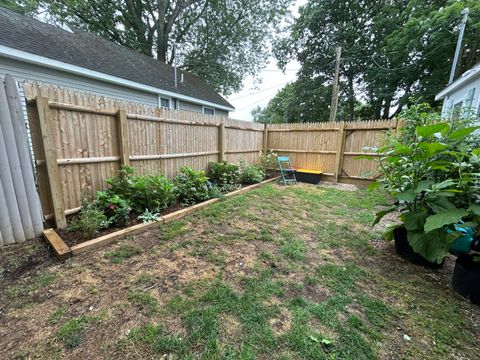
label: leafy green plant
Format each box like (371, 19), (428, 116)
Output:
(239, 159), (265, 184)
(173, 167), (211, 205)
(370, 105), (480, 263)
(68, 198), (109, 239)
(106, 166), (135, 199)
(259, 150), (278, 177)
(95, 191), (131, 227)
(208, 161), (241, 192)
(137, 209), (161, 223)
(130, 175), (175, 213)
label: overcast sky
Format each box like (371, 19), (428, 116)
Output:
(226, 0), (307, 121)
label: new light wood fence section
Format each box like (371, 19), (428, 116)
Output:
(23, 83), (265, 228)
(266, 120), (398, 184)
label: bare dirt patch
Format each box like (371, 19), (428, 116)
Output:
(269, 307), (292, 336)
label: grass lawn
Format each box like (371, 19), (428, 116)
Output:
(0, 183), (479, 359)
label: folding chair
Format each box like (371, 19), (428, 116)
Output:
(277, 156), (297, 185)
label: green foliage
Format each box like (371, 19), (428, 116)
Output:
(259, 150), (278, 177)
(372, 106), (480, 263)
(252, 80), (332, 123)
(106, 166), (135, 199)
(274, 1), (480, 120)
(94, 191), (131, 227)
(238, 160), (265, 184)
(208, 161), (241, 193)
(28, 0), (293, 95)
(130, 175), (175, 213)
(106, 166), (175, 213)
(137, 209), (160, 223)
(68, 198), (109, 239)
(173, 167), (211, 206)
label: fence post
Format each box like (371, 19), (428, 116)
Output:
(35, 96), (67, 229)
(334, 122), (346, 183)
(117, 110), (131, 167)
(263, 124), (268, 153)
(218, 120), (225, 162)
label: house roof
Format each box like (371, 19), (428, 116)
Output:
(435, 63), (480, 101)
(0, 7), (234, 110)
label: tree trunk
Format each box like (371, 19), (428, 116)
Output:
(382, 96), (392, 119)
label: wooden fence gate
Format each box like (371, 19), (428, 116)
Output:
(0, 75), (43, 245)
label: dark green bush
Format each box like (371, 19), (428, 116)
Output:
(239, 160), (265, 184)
(106, 167), (175, 213)
(173, 167), (211, 206)
(130, 175), (175, 213)
(94, 191), (131, 227)
(208, 161), (241, 192)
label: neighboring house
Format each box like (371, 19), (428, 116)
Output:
(435, 63), (480, 121)
(0, 7), (234, 116)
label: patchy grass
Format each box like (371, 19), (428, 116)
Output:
(0, 183), (479, 359)
(104, 244), (142, 264)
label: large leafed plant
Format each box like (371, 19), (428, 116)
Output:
(370, 105), (480, 263)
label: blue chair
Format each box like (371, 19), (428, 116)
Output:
(277, 156), (297, 185)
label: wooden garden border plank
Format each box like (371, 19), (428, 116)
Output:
(68, 177), (279, 255)
(43, 228), (71, 260)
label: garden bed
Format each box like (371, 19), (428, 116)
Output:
(44, 177), (279, 258)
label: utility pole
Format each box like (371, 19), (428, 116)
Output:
(173, 43), (178, 87)
(329, 46), (342, 122)
(449, 8), (469, 84)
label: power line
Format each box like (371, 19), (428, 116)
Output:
(229, 81), (291, 100)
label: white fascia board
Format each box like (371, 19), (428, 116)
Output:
(0, 45), (235, 111)
(435, 63), (480, 101)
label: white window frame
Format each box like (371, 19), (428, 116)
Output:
(158, 96), (172, 109)
(203, 106), (215, 115)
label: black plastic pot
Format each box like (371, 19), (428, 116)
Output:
(393, 226), (444, 269)
(452, 255), (480, 306)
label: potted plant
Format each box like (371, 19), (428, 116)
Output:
(369, 104), (480, 268)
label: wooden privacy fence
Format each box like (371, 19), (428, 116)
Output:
(266, 120), (399, 184)
(23, 83), (264, 228)
(22, 82), (398, 232)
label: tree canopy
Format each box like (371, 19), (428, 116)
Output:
(255, 0), (480, 123)
(1, 0), (293, 95)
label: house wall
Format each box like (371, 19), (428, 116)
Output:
(441, 76), (480, 120)
(0, 56), (230, 116)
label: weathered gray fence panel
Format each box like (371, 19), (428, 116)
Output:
(0, 75), (43, 245)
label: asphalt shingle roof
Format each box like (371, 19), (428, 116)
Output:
(0, 7), (234, 109)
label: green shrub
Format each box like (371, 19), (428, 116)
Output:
(130, 175), (175, 213)
(208, 161), (241, 192)
(106, 166), (175, 213)
(173, 167), (211, 206)
(239, 159), (265, 184)
(94, 191), (131, 227)
(68, 198), (109, 239)
(106, 166), (135, 199)
(259, 150), (278, 177)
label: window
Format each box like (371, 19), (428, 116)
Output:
(451, 102), (462, 120)
(463, 88), (476, 118)
(203, 107), (215, 116)
(160, 97), (170, 109)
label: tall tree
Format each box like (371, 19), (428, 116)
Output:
(8, 0), (293, 95)
(273, 0), (480, 121)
